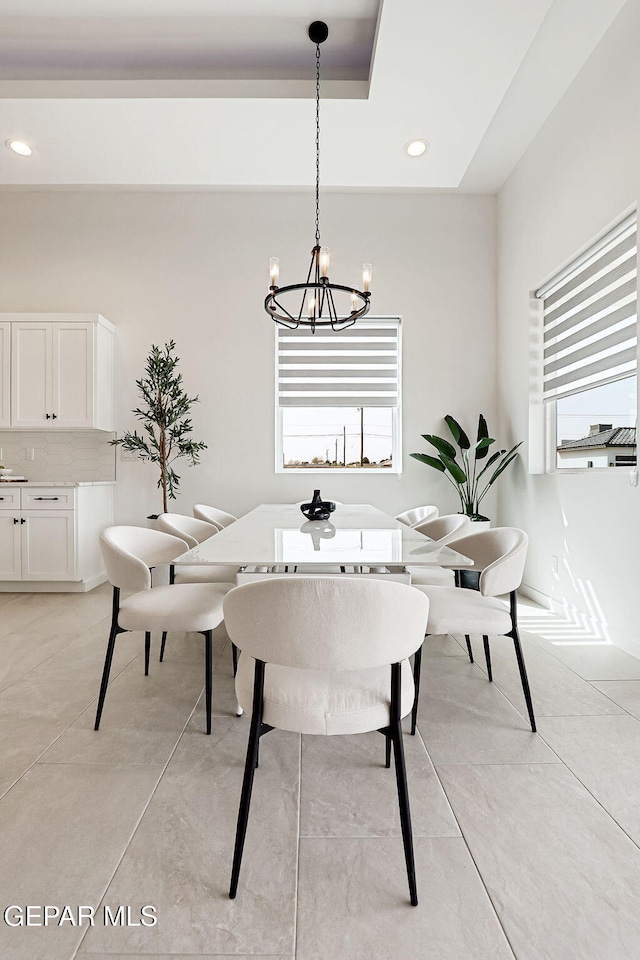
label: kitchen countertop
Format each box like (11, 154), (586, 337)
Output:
(0, 480), (116, 486)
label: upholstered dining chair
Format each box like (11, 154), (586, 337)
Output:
(155, 513), (241, 666)
(95, 526), (235, 735)
(156, 514), (238, 584)
(193, 504), (238, 530)
(224, 577), (429, 906)
(411, 527), (536, 735)
(406, 514), (470, 586)
(394, 504), (439, 528)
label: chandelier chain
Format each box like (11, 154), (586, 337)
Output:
(264, 22), (371, 331)
(315, 41), (321, 247)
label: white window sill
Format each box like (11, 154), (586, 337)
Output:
(275, 467), (400, 476)
(546, 467), (636, 476)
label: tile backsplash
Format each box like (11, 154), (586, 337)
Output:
(0, 431), (116, 482)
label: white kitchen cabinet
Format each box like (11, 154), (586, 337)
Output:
(7, 314), (114, 430)
(0, 321), (10, 428)
(0, 483), (113, 589)
(10, 321), (49, 428)
(51, 323), (94, 428)
(21, 511), (76, 581)
(0, 511), (21, 579)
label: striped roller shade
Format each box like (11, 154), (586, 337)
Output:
(277, 320), (400, 407)
(536, 213), (637, 402)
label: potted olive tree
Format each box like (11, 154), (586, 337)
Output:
(112, 340), (207, 517)
(410, 414), (521, 524)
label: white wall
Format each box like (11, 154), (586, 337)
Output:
(497, 0), (640, 651)
(0, 189), (496, 523)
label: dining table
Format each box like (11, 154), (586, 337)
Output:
(172, 503), (473, 581)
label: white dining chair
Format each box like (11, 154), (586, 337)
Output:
(193, 504), (238, 530)
(95, 526), (235, 735)
(224, 577), (429, 906)
(406, 514), (470, 585)
(394, 504), (439, 528)
(156, 512), (242, 668)
(156, 513), (238, 584)
(411, 527), (535, 734)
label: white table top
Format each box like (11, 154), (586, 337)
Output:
(173, 503), (473, 569)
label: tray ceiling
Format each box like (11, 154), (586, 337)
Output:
(0, 0), (629, 191)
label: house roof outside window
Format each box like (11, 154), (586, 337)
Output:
(558, 424), (636, 452)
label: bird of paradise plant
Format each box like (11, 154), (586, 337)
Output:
(410, 414), (521, 521)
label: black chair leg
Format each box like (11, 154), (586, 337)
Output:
(232, 642), (238, 677)
(94, 620), (118, 731)
(204, 630), (213, 735)
(483, 635), (493, 681)
(508, 590), (536, 732)
(410, 644), (423, 735)
(392, 727), (417, 906)
(465, 634), (474, 662)
(385, 734), (391, 769)
(144, 632), (151, 676)
(512, 628), (536, 732)
(390, 660), (418, 906)
(230, 660), (265, 899)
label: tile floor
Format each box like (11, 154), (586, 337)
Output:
(1, 588), (640, 959)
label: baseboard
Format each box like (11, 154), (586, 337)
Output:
(0, 572), (107, 593)
(81, 572), (108, 592)
(519, 583), (554, 610)
(520, 582), (640, 661)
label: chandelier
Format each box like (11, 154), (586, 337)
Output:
(265, 20), (372, 334)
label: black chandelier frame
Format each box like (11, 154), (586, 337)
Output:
(265, 21), (371, 334)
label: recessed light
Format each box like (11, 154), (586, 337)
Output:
(5, 139), (33, 157)
(405, 139), (428, 157)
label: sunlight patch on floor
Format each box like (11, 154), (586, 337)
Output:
(517, 595), (609, 646)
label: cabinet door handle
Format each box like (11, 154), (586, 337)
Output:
(13, 517), (18, 524)
(34, 496), (59, 500)
(52, 413), (58, 419)
(45, 413), (51, 419)
(20, 517), (26, 524)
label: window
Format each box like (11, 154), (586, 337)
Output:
(535, 212), (637, 470)
(275, 318), (401, 473)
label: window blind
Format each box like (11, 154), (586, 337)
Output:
(277, 320), (400, 408)
(536, 213), (637, 402)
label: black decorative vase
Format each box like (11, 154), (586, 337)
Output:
(299, 489), (336, 521)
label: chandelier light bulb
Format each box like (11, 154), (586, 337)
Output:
(6, 139), (33, 156)
(351, 292), (358, 313)
(269, 257), (280, 287)
(362, 263), (372, 293)
(319, 246), (330, 278)
(308, 296), (316, 319)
